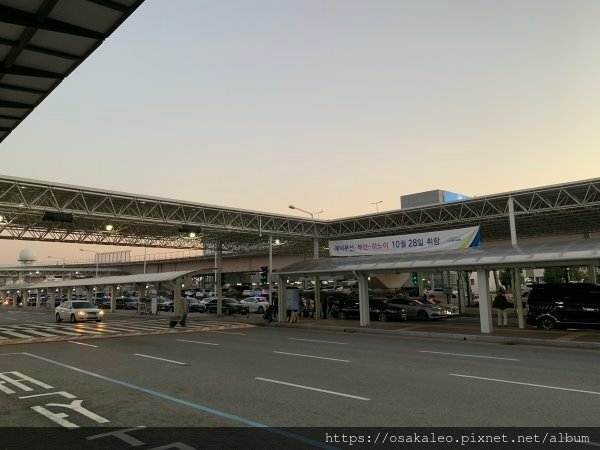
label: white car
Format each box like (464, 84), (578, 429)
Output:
(55, 300), (104, 323)
(239, 296), (269, 314)
(424, 288), (458, 302)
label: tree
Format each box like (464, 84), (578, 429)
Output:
(499, 270), (512, 289)
(543, 267), (567, 283)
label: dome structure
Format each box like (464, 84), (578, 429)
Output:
(18, 248), (37, 264)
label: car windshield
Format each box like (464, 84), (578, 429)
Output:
(72, 301), (94, 309)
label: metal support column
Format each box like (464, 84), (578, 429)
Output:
(512, 268), (524, 328)
(477, 268), (492, 333)
(216, 241), (223, 316)
(508, 196), (517, 247)
(588, 265), (597, 284)
(277, 275), (286, 323)
(109, 286), (115, 312)
(268, 235), (273, 305)
(313, 236), (320, 320)
(35, 288), (40, 308)
(356, 272), (370, 327)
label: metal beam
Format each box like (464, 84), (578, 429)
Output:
(0, 65), (64, 80)
(0, 5), (106, 40)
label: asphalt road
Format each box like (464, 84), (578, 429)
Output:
(1, 311), (599, 448)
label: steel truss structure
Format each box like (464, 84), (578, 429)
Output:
(0, 0), (145, 144)
(329, 179), (600, 241)
(0, 176), (599, 255)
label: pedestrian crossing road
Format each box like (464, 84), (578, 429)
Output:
(0, 319), (256, 345)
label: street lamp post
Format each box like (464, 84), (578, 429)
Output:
(289, 205), (324, 219)
(79, 249), (99, 278)
(371, 200), (383, 213)
(288, 204), (313, 219)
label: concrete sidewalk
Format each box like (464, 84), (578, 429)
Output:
(209, 313), (600, 350)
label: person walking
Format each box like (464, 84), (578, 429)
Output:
(169, 297), (189, 328)
(493, 289), (511, 326)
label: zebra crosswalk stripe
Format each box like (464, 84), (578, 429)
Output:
(0, 321), (256, 345)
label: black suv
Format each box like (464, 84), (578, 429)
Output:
(526, 283), (600, 330)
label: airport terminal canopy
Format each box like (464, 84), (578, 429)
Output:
(0, 0), (144, 144)
(275, 239), (600, 276)
(0, 269), (200, 292)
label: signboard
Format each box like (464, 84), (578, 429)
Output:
(328, 226), (480, 256)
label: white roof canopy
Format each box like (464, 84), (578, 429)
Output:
(1, 270), (202, 291)
(276, 238), (600, 276)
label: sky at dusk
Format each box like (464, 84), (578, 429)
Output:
(1, 0), (599, 264)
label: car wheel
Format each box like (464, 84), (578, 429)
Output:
(338, 311), (347, 320)
(225, 307), (232, 315)
(257, 306), (264, 314)
(96, 319), (102, 323)
(378, 312), (388, 322)
(70, 314), (77, 323)
(417, 310), (428, 321)
(55, 313), (62, 323)
(538, 316), (556, 330)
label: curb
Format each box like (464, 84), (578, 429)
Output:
(265, 322), (600, 350)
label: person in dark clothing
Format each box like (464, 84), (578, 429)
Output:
(169, 297), (189, 328)
(321, 298), (329, 319)
(493, 289), (511, 326)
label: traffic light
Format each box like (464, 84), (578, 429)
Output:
(260, 266), (269, 284)
(412, 272), (418, 285)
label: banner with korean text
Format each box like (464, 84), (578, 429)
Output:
(328, 226), (480, 256)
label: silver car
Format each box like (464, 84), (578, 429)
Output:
(55, 300), (104, 323)
(385, 297), (446, 320)
(423, 298), (460, 317)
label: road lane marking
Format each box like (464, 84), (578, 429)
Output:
(256, 377), (370, 401)
(176, 339), (219, 346)
(69, 341), (99, 348)
(288, 338), (347, 345)
(273, 351), (350, 362)
(16, 352), (334, 450)
(207, 331), (246, 335)
(419, 351), (520, 361)
(450, 374), (600, 395)
(134, 353), (188, 366)
(0, 329), (32, 338)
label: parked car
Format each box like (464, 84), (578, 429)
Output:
(203, 297), (249, 315)
(526, 283), (600, 330)
(157, 296), (174, 312)
(116, 296), (139, 310)
(385, 297), (447, 320)
(55, 300), (104, 323)
(422, 297), (460, 317)
(331, 298), (408, 322)
(94, 297), (111, 309)
(424, 288), (458, 302)
(183, 297), (204, 312)
(240, 296), (269, 314)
